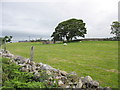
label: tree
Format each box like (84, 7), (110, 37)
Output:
(3, 36), (13, 43)
(51, 18), (87, 42)
(111, 21), (120, 40)
(2, 36), (13, 52)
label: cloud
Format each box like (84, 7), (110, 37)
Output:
(1, 0), (119, 41)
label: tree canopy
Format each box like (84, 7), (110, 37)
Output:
(111, 21), (120, 40)
(3, 36), (13, 43)
(51, 18), (87, 42)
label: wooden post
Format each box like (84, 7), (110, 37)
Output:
(30, 46), (34, 61)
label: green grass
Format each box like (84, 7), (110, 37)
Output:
(5, 41), (118, 88)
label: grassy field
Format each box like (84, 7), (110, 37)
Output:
(5, 41), (118, 88)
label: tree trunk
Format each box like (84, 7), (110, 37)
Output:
(66, 36), (69, 42)
(70, 37), (72, 41)
(53, 39), (56, 44)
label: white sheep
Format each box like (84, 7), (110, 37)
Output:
(63, 43), (67, 46)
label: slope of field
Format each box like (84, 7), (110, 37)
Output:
(6, 41), (118, 88)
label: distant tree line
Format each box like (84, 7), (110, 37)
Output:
(30, 38), (42, 42)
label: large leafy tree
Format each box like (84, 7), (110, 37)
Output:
(111, 21), (120, 40)
(51, 18), (87, 42)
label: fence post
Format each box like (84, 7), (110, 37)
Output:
(30, 46), (34, 61)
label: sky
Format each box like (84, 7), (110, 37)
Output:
(0, 0), (119, 42)
(118, 1), (120, 22)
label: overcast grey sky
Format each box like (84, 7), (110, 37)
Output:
(0, 0), (119, 41)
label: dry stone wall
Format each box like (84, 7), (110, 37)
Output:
(0, 49), (111, 89)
